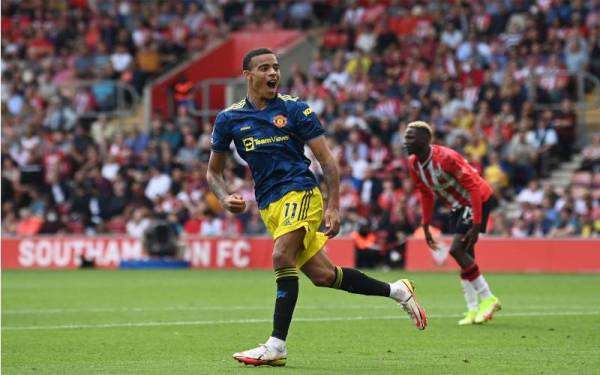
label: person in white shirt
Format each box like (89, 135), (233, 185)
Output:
(323, 58), (350, 94)
(144, 165), (172, 200)
(355, 23), (377, 53)
(440, 22), (463, 50)
(110, 44), (133, 72)
(516, 179), (544, 206)
(200, 210), (223, 236)
(126, 209), (151, 238)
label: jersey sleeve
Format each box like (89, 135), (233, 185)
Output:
(445, 153), (484, 224)
(408, 159), (435, 225)
(211, 112), (232, 152)
(293, 101), (325, 142)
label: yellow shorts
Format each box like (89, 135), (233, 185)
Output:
(260, 187), (328, 268)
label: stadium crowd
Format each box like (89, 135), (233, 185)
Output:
(2, 1), (600, 250)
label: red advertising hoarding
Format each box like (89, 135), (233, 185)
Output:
(405, 237), (600, 272)
(2, 236), (599, 272)
(0, 236), (354, 269)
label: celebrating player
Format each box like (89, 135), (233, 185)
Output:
(207, 48), (427, 367)
(404, 121), (501, 325)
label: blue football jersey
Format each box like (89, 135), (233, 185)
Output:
(211, 94), (325, 209)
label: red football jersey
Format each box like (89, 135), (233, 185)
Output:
(408, 144), (493, 225)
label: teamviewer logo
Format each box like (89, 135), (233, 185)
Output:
(243, 137), (255, 151)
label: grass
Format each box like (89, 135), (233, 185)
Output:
(2, 270), (600, 374)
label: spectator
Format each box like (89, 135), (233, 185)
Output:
(145, 166), (172, 201)
(351, 223), (382, 269)
(126, 209), (151, 238)
(16, 208), (44, 236)
(564, 36), (589, 75)
(549, 207), (581, 237)
(527, 110), (558, 178)
(2, 1), (597, 239)
(200, 210), (223, 237)
(484, 152), (509, 191)
(505, 128), (537, 190)
(517, 179), (545, 206)
(555, 186), (587, 216)
(39, 209), (66, 234)
(580, 134), (600, 172)
(355, 23), (377, 54)
(554, 99), (577, 160)
(176, 134), (201, 167)
(440, 22), (463, 50)
(243, 208), (267, 236)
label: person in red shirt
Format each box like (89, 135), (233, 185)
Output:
(404, 121), (501, 325)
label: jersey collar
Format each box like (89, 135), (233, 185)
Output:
(245, 96), (277, 111)
(418, 146), (433, 168)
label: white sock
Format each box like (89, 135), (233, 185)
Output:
(388, 282), (409, 302)
(470, 275), (492, 299)
(461, 279), (479, 311)
(266, 336), (286, 351)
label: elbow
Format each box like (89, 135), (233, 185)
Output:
(321, 157), (339, 174)
(206, 169), (216, 183)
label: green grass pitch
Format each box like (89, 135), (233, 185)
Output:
(2, 270), (600, 374)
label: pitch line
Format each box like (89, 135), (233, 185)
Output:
(3, 304), (595, 315)
(4, 311), (600, 331)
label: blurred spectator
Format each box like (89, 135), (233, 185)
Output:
(555, 186), (588, 216)
(16, 208), (44, 236)
(580, 134), (600, 172)
(351, 223), (381, 269)
(39, 209), (66, 234)
(564, 36), (589, 75)
(2, 0), (598, 240)
(554, 99), (577, 160)
(381, 204), (415, 269)
(243, 208), (267, 236)
(484, 152), (509, 191)
(173, 75), (194, 110)
(549, 207), (581, 237)
(200, 210), (223, 237)
(527, 110), (558, 178)
(145, 166), (172, 201)
(517, 179), (544, 206)
(505, 128), (537, 191)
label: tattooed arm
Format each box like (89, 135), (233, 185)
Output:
(206, 152), (246, 214)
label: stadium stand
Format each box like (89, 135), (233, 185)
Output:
(2, 0), (599, 247)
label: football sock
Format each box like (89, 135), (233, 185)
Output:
(266, 336), (286, 351)
(460, 262), (480, 281)
(461, 278), (479, 311)
(470, 274), (493, 299)
(460, 263), (493, 299)
(330, 266), (390, 297)
(272, 267), (299, 341)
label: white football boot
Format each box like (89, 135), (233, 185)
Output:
(233, 343), (287, 367)
(390, 279), (428, 330)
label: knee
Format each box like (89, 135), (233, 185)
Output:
(272, 250), (295, 268)
(449, 244), (463, 258)
(308, 268), (336, 288)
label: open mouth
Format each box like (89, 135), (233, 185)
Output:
(267, 80), (278, 89)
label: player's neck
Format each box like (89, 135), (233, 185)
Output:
(416, 145), (432, 164)
(246, 92), (269, 110)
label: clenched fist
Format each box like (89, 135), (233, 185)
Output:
(221, 194), (246, 214)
